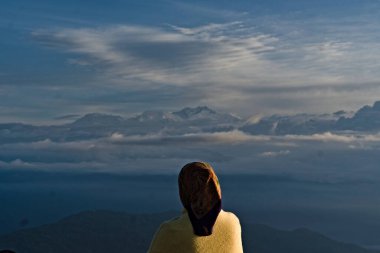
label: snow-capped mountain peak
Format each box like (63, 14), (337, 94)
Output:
(172, 106), (216, 120)
(131, 110), (178, 122)
(70, 113), (124, 127)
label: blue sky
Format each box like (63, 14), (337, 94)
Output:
(3, 2), (380, 245)
(1, 0), (380, 123)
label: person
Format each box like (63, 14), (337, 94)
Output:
(147, 162), (244, 253)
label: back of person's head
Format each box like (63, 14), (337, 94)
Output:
(178, 161), (222, 236)
(0, 250), (16, 253)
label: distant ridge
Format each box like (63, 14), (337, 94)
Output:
(2, 101), (380, 144)
(0, 210), (378, 253)
(336, 101), (380, 131)
(70, 113), (124, 127)
(173, 106), (217, 119)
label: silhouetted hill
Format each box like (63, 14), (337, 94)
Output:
(0, 210), (378, 253)
(243, 224), (377, 253)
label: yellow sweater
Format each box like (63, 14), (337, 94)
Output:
(147, 210), (244, 253)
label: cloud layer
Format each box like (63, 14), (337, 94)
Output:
(2, 102), (380, 182)
(2, 0), (380, 124)
(31, 22), (279, 86)
(26, 17), (380, 119)
(3, 128), (380, 182)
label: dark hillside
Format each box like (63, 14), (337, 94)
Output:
(0, 210), (378, 253)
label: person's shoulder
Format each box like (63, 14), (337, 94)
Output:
(219, 210), (241, 225)
(215, 210), (242, 237)
(157, 212), (189, 231)
(159, 216), (180, 229)
(148, 215), (186, 252)
(152, 216), (180, 239)
(220, 210), (239, 222)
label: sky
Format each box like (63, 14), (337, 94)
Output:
(1, 0), (380, 123)
(3, 2), (380, 246)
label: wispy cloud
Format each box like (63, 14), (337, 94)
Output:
(304, 41), (352, 62)
(259, 150), (290, 157)
(3, 129), (380, 179)
(29, 20), (380, 117)
(2, 0), (380, 123)
(31, 23), (278, 86)
(107, 130), (270, 145)
(280, 132), (380, 143)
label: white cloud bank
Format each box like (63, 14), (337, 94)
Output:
(281, 132), (380, 143)
(3, 129), (380, 182)
(108, 130), (270, 145)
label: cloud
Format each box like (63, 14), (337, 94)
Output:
(31, 21), (380, 116)
(108, 130), (270, 145)
(31, 23), (278, 86)
(3, 129), (380, 182)
(259, 150), (290, 157)
(304, 41), (352, 62)
(25, 18), (380, 119)
(10, 159), (32, 167)
(3, 138), (97, 150)
(281, 132), (380, 143)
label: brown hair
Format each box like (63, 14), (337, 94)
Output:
(178, 161), (221, 218)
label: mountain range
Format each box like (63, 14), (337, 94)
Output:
(0, 210), (377, 253)
(2, 101), (380, 145)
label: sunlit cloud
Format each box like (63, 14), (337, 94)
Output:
(258, 150), (290, 157)
(28, 19), (380, 117)
(108, 130), (270, 145)
(280, 132), (380, 143)
(2, 127), (380, 179)
(31, 22), (279, 86)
